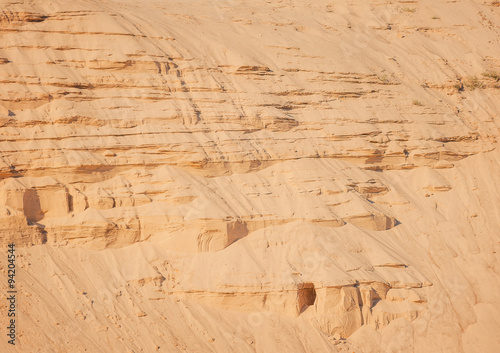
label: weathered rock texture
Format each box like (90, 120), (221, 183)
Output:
(0, 0), (499, 352)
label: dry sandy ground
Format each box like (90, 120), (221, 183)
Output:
(0, 0), (499, 352)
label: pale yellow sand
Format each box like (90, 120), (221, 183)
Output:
(0, 0), (499, 352)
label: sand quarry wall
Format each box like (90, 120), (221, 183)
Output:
(0, 0), (499, 352)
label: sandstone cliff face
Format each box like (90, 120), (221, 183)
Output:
(0, 0), (499, 352)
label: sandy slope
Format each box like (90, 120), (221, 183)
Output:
(0, 0), (499, 352)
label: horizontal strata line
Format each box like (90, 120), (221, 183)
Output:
(0, 133), (478, 145)
(0, 85), (382, 96)
(2, 45), (102, 51)
(161, 281), (432, 293)
(0, 130), (467, 143)
(0, 130), (263, 142)
(0, 82), (225, 91)
(0, 149), (471, 160)
(0, 28), (175, 39)
(0, 153), (475, 174)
